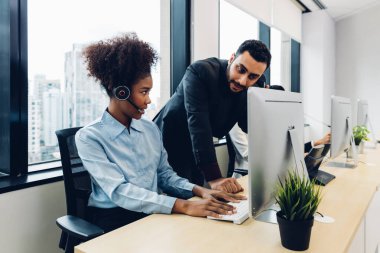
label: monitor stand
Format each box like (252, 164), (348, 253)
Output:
(325, 160), (356, 169)
(288, 128), (309, 176)
(254, 127), (306, 224)
(327, 117), (358, 169)
(254, 203), (280, 224)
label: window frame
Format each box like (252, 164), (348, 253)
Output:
(259, 22), (271, 84)
(0, 0), (28, 177)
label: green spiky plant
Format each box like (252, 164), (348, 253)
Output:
(353, 125), (370, 146)
(275, 170), (322, 221)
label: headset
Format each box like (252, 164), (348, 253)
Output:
(112, 85), (144, 113)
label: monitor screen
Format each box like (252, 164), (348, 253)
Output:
(247, 88), (306, 220)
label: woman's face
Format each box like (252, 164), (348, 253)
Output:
(118, 75), (153, 120)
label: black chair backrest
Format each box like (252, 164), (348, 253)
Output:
(56, 127), (91, 218)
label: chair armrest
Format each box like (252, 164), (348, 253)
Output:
(56, 215), (104, 241)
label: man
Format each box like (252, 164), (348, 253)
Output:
(154, 40), (271, 193)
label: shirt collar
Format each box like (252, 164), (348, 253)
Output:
(101, 110), (144, 140)
(130, 117), (143, 133)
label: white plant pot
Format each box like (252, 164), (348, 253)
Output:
(358, 142), (365, 154)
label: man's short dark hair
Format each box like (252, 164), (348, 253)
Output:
(236, 40), (271, 69)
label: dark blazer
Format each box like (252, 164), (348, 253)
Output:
(154, 58), (247, 185)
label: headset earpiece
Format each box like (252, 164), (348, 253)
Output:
(111, 85), (144, 113)
(113, 86), (130, 100)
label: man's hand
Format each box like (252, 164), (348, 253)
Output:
(201, 188), (246, 203)
(208, 177), (243, 193)
(192, 185), (246, 202)
(315, 132), (331, 146)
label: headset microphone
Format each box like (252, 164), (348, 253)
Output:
(127, 99), (144, 114)
(112, 86), (144, 113)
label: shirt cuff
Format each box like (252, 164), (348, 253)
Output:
(199, 163), (222, 182)
(180, 182), (196, 199)
(159, 195), (178, 214)
(184, 182), (196, 192)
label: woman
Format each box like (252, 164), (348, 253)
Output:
(76, 33), (245, 232)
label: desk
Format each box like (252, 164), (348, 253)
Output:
(75, 147), (380, 253)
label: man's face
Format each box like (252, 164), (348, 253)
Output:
(226, 51), (267, 93)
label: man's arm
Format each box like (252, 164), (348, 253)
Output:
(182, 65), (243, 193)
(305, 133), (331, 153)
(314, 133), (331, 146)
(182, 66), (221, 181)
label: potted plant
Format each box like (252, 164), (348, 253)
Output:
(353, 125), (370, 154)
(275, 170), (322, 251)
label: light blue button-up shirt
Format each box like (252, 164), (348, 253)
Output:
(75, 110), (195, 214)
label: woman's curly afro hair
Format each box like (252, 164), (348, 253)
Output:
(83, 32), (158, 97)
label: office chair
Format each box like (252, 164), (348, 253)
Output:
(55, 127), (104, 253)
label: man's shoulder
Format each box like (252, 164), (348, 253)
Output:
(188, 58), (228, 83)
(191, 57), (227, 71)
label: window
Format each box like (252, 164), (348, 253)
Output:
(27, 0), (171, 168)
(270, 27), (291, 90)
(219, 0), (259, 59)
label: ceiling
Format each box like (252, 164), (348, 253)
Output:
(299, 0), (380, 20)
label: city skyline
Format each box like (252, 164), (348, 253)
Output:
(28, 43), (164, 165)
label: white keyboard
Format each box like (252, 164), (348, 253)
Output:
(207, 200), (249, 225)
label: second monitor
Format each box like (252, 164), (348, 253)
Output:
(329, 96), (357, 168)
(357, 99), (377, 147)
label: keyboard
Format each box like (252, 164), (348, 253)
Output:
(315, 170), (335, 186)
(207, 200), (249, 225)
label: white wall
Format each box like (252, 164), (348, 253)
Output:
(301, 10), (335, 141)
(336, 5), (380, 139)
(0, 182), (66, 253)
(191, 0), (219, 61)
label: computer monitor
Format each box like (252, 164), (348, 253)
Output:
(357, 99), (368, 126)
(247, 88), (307, 223)
(357, 99), (377, 147)
(329, 96), (357, 168)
